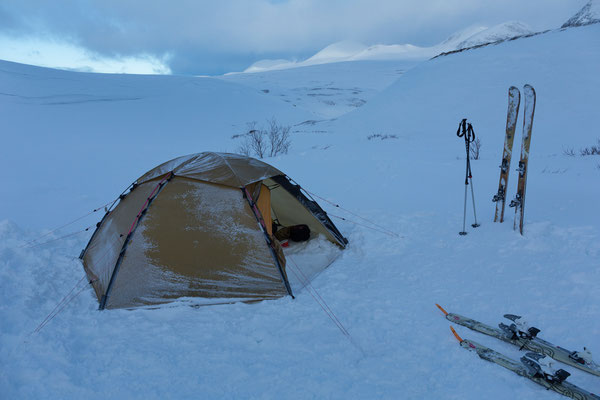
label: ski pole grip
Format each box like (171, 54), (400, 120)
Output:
(457, 119), (467, 137)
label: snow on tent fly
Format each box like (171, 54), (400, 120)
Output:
(80, 152), (348, 310)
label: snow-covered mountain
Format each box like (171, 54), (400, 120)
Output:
(243, 41), (371, 73)
(242, 22), (533, 74)
(562, 0), (600, 28)
(456, 21), (533, 49)
(223, 22), (534, 119)
(305, 40), (369, 64)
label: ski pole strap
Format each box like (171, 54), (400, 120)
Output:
(456, 119), (475, 143)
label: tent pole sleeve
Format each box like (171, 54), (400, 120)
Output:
(242, 187), (294, 299)
(99, 172), (173, 310)
(79, 181), (137, 261)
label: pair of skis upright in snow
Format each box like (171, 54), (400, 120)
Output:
(493, 85), (536, 235)
(437, 304), (600, 400)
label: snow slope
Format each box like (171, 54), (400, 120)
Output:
(0, 61), (314, 229)
(221, 60), (413, 118)
(1, 23), (600, 400)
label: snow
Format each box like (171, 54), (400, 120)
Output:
(456, 22), (534, 49)
(562, 0), (600, 28)
(222, 60), (414, 118)
(439, 25), (489, 47)
(305, 41), (370, 64)
(0, 60), (314, 229)
(242, 58), (299, 74)
(239, 23), (534, 74)
(284, 235), (342, 294)
(1, 22), (600, 399)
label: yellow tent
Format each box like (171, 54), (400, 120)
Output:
(80, 152), (347, 309)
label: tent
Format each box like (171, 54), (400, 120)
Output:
(80, 152), (348, 309)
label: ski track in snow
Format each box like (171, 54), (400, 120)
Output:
(1, 24), (600, 399)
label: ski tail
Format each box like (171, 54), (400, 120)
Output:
(456, 338), (600, 400)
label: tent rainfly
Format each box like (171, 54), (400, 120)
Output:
(80, 152), (348, 309)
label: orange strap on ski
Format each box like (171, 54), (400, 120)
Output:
(436, 303), (449, 316)
(450, 326), (463, 342)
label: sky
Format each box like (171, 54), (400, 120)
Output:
(0, 0), (588, 76)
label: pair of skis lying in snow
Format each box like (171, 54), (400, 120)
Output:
(436, 304), (600, 400)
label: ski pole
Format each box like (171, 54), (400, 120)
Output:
(469, 176), (480, 228)
(461, 181), (468, 235)
(467, 124), (480, 228)
(457, 119), (480, 235)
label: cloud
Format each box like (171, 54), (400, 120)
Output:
(0, 0), (587, 74)
(0, 35), (171, 74)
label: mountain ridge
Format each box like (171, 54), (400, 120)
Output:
(241, 22), (532, 74)
(562, 0), (600, 28)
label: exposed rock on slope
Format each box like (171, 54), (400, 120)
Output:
(456, 22), (533, 49)
(562, 0), (600, 28)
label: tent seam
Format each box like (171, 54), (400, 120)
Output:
(210, 152), (245, 187)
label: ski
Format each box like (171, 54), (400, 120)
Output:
(451, 328), (600, 400)
(509, 84), (536, 234)
(493, 86), (521, 222)
(436, 304), (600, 377)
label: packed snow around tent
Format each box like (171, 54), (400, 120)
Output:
(1, 15), (600, 400)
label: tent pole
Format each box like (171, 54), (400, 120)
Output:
(99, 172), (173, 310)
(242, 187), (294, 298)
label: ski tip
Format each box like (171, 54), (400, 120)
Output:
(450, 326), (463, 343)
(436, 303), (449, 316)
(524, 84), (536, 97)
